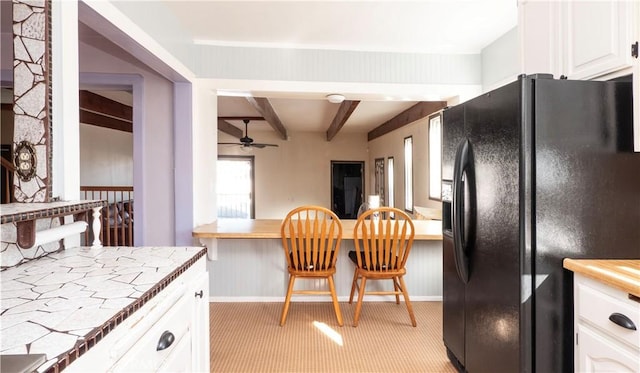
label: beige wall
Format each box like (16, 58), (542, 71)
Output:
(368, 115), (442, 212)
(219, 111), (444, 218)
(218, 129), (369, 219)
(79, 123), (133, 186)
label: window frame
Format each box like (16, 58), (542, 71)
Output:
(428, 112), (443, 201)
(387, 157), (394, 208)
(374, 157), (385, 206)
(403, 136), (413, 213)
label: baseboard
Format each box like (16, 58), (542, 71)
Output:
(209, 295), (443, 302)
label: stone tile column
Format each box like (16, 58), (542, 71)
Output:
(12, 0), (51, 202)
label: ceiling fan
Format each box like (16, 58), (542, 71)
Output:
(218, 119), (279, 149)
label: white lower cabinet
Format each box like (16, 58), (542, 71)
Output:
(577, 324), (639, 372)
(573, 274), (640, 372)
(66, 256), (209, 372)
(110, 290), (192, 372)
(159, 332), (192, 372)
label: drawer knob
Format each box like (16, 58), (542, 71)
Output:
(195, 290), (203, 298)
(157, 330), (175, 351)
(608, 312), (637, 331)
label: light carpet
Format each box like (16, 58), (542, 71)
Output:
(210, 301), (457, 373)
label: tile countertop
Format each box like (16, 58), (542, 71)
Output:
(0, 200), (106, 224)
(563, 259), (640, 297)
(0, 246), (207, 372)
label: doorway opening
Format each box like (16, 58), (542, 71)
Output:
(331, 161), (364, 219)
(217, 155), (255, 219)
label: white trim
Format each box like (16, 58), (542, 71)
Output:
(78, 0), (195, 82)
(173, 82), (194, 245)
(200, 78), (482, 103)
(51, 1), (80, 201)
(193, 38), (472, 55)
(209, 296), (443, 303)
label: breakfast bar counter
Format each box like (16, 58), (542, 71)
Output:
(192, 218), (443, 240)
(194, 219), (444, 301)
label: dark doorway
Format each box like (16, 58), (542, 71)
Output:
(331, 161), (364, 219)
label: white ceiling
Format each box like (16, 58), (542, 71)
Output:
(3, 1), (518, 138)
(163, 1), (517, 54)
(160, 1), (517, 137)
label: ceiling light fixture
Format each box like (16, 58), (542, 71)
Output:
(326, 94), (345, 104)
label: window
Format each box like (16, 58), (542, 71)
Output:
(387, 157), (394, 208)
(404, 136), (413, 212)
(217, 156), (254, 218)
(429, 113), (442, 200)
(374, 158), (385, 206)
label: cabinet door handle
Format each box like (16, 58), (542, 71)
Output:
(195, 290), (203, 298)
(157, 330), (175, 351)
(608, 312), (637, 331)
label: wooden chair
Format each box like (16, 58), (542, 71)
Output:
(348, 207), (417, 327)
(280, 205), (344, 326)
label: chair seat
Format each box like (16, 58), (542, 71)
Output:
(347, 250), (358, 265)
(348, 250), (399, 271)
(290, 251), (335, 271)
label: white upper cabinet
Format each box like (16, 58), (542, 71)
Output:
(520, 0), (640, 152)
(562, 1), (636, 80)
(519, 1), (561, 77)
(519, 1), (638, 80)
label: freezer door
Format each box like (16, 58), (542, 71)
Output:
(441, 104), (467, 367)
(442, 234), (466, 367)
(463, 79), (522, 373)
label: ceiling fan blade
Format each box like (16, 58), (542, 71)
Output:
(218, 142), (244, 146)
(252, 143), (278, 148)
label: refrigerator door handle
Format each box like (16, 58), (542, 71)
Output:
(452, 139), (471, 283)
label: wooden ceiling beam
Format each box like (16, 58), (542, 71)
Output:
(218, 116), (264, 121)
(245, 97), (288, 140)
(79, 90), (132, 121)
(218, 119), (243, 139)
(326, 100), (360, 141)
(80, 109), (132, 133)
(367, 101), (447, 141)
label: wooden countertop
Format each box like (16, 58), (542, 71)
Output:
(192, 219), (443, 240)
(563, 259), (640, 297)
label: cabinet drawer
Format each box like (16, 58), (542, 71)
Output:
(576, 277), (640, 350)
(111, 290), (192, 372)
(158, 331), (192, 372)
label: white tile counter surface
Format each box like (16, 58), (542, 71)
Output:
(0, 246), (206, 372)
(0, 200), (105, 224)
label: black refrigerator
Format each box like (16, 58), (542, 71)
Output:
(441, 74), (639, 373)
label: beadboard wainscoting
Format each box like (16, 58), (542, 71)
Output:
(207, 239), (443, 302)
